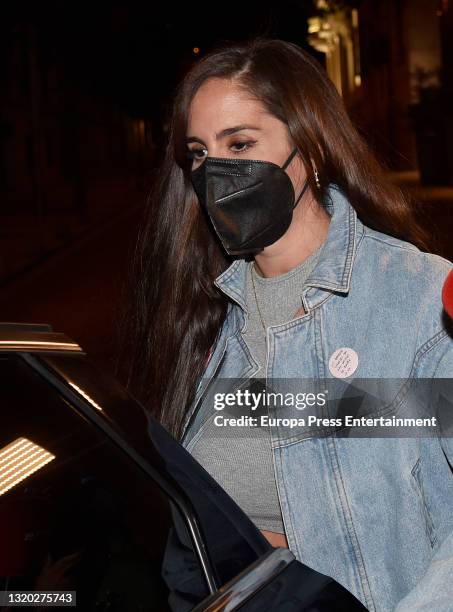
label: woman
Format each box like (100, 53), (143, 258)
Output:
(116, 38), (453, 611)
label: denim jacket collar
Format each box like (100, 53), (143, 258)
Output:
(213, 183), (364, 312)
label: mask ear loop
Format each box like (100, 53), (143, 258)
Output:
(282, 147), (299, 170)
(293, 179), (309, 209)
(282, 147), (309, 209)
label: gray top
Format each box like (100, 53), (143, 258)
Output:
(243, 245), (323, 373)
(188, 246), (323, 533)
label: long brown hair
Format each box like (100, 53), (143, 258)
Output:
(114, 37), (433, 440)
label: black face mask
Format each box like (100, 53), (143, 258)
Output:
(190, 147), (309, 257)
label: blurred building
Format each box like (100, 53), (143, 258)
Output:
(0, 21), (148, 282)
(307, 0), (453, 184)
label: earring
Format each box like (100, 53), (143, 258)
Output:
(314, 167), (321, 189)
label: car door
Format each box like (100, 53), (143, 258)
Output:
(0, 323), (367, 611)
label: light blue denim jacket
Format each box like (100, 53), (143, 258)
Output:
(180, 184), (453, 611)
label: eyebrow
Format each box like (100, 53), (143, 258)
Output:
(185, 124), (261, 145)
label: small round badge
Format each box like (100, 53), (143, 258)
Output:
(329, 347), (359, 378)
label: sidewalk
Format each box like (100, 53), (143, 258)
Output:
(0, 198), (144, 375)
(0, 174), (145, 287)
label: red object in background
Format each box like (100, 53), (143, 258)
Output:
(442, 269), (453, 319)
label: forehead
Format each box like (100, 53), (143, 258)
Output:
(187, 78), (267, 131)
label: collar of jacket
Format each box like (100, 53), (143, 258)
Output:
(213, 183), (365, 314)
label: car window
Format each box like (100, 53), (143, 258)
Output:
(0, 354), (210, 611)
(34, 352), (273, 588)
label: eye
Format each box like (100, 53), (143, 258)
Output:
(186, 147), (207, 160)
(186, 139), (257, 162)
(230, 140), (256, 153)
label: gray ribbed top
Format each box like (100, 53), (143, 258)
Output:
(188, 246), (323, 533)
(243, 245), (323, 373)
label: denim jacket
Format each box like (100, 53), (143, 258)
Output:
(180, 184), (453, 611)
